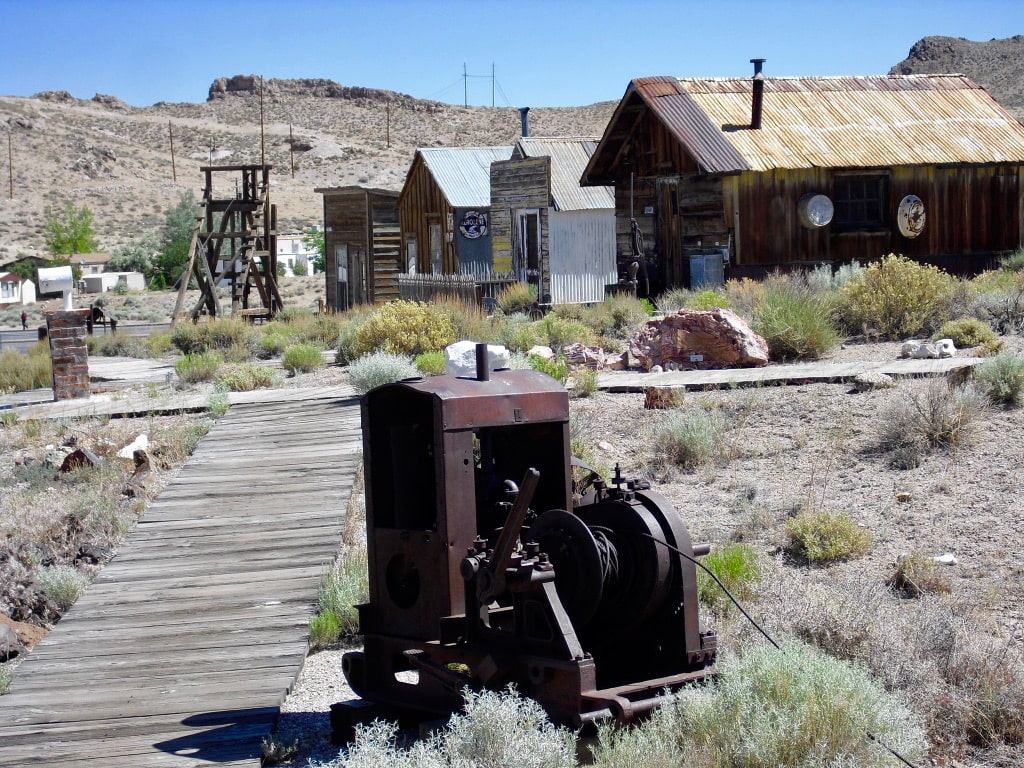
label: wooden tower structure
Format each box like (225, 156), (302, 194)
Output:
(173, 164), (283, 323)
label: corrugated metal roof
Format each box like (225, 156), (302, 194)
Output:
(649, 74), (1024, 171)
(516, 137), (614, 211)
(417, 146), (513, 207)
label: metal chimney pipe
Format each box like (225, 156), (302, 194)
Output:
(519, 107), (530, 138)
(750, 58), (766, 130)
(475, 342), (490, 381)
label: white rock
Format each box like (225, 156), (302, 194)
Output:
(933, 553), (958, 566)
(526, 345), (555, 361)
(911, 342), (939, 359)
(650, 365), (664, 373)
(444, 341), (510, 377)
(935, 338), (956, 358)
(118, 434), (149, 460)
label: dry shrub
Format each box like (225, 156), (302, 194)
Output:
(887, 552), (952, 598)
(784, 509), (872, 563)
(744, 567), (1024, 757)
(878, 379), (987, 459)
(352, 300), (456, 357)
(837, 253), (957, 339)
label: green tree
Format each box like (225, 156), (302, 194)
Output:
(152, 190), (199, 289)
(44, 202), (97, 256)
(108, 233), (160, 276)
(303, 228), (325, 273)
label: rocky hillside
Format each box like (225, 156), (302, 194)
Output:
(0, 79), (614, 262)
(890, 35), (1024, 117)
(3, 34), (1023, 265)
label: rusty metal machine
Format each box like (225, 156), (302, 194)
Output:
(340, 346), (717, 731)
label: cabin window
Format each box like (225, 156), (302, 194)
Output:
(833, 174), (888, 231)
(1, 282), (15, 299)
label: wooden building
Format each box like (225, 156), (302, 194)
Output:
(316, 186), (401, 310)
(581, 68), (1024, 290)
(397, 147), (512, 278)
(490, 137), (616, 304)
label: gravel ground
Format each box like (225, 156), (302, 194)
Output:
(269, 335), (1024, 767)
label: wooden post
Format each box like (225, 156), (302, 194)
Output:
(289, 124), (294, 178)
(259, 76), (266, 167)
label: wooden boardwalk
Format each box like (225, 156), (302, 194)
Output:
(0, 395), (363, 767)
(596, 355), (983, 392)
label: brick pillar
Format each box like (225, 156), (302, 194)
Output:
(45, 309), (91, 401)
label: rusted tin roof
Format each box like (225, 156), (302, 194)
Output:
(645, 74), (1024, 172)
(516, 137), (615, 211)
(416, 146), (513, 207)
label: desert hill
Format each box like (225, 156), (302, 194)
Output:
(890, 34), (1024, 117)
(0, 81), (615, 263)
(2, 34), (1023, 265)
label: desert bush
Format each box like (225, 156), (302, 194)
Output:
(497, 313), (542, 352)
(257, 330), (292, 359)
(697, 542), (760, 613)
(0, 342), (51, 394)
(973, 352), (1024, 407)
(173, 351), (222, 383)
(887, 552), (951, 598)
(591, 641), (927, 768)
(784, 509), (872, 563)
(282, 343), (324, 374)
(216, 363), (278, 391)
(837, 254), (957, 339)
(310, 545), (368, 649)
(347, 351), (420, 394)
(537, 314), (595, 352)
(570, 366), (597, 398)
(934, 317), (996, 348)
(333, 687), (575, 768)
(647, 405), (728, 471)
(753, 284), (840, 361)
(529, 354), (569, 384)
(432, 295), (498, 343)
(352, 301), (456, 357)
(655, 286), (691, 313)
(723, 277), (765, 320)
(34, 564), (91, 611)
(87, 332), (146, 358)
(143, 331), (174, 357)
(750, 568), (1024, 753)
(582, 294), (651, 340)
(169, 316), (258, 356)
(686, 288), (730, 311)
(977, 337), (1007, 356)
(495, 281), (538, 315)
(999, 247), (1024, 272)
(414, 351), (446, 376)
(879, 379), (986, 455)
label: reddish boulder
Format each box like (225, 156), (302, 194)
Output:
(629, 309), (769, 371)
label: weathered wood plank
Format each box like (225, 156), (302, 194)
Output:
(0, 398), (363, 768)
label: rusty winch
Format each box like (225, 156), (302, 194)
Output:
(338, 346), (716, 733)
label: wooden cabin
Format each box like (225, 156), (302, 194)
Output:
(397, 147), (512, 279)
(316, 186), (401, 310)
(581, 68), (1024, 291)
(490, 137), (616, 305)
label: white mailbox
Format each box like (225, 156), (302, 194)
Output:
(38, 265), (75, 310)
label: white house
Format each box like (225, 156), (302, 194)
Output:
(80, 272), (146, 293)
(0, 272), (36, 306)
(276, 232), (319, 276)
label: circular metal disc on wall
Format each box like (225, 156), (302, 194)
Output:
(797, 193), (834, 228)
(897, 195), (926, 238)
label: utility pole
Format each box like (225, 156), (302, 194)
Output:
(492, 63), (495, 107)
(386, 102), (391, 148)
(463, 63), (468, 107)
(259, 76), (266, 167)
(7, 130), (12, 199)
(289, 124), (295, 178)
(168, 121), (177, 182)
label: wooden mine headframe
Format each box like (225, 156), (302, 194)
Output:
(172, 164), (283, 323)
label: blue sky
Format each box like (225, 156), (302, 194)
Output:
(1, 0), (1022, 108)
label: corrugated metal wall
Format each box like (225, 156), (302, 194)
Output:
(548, 210), (617, 304)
